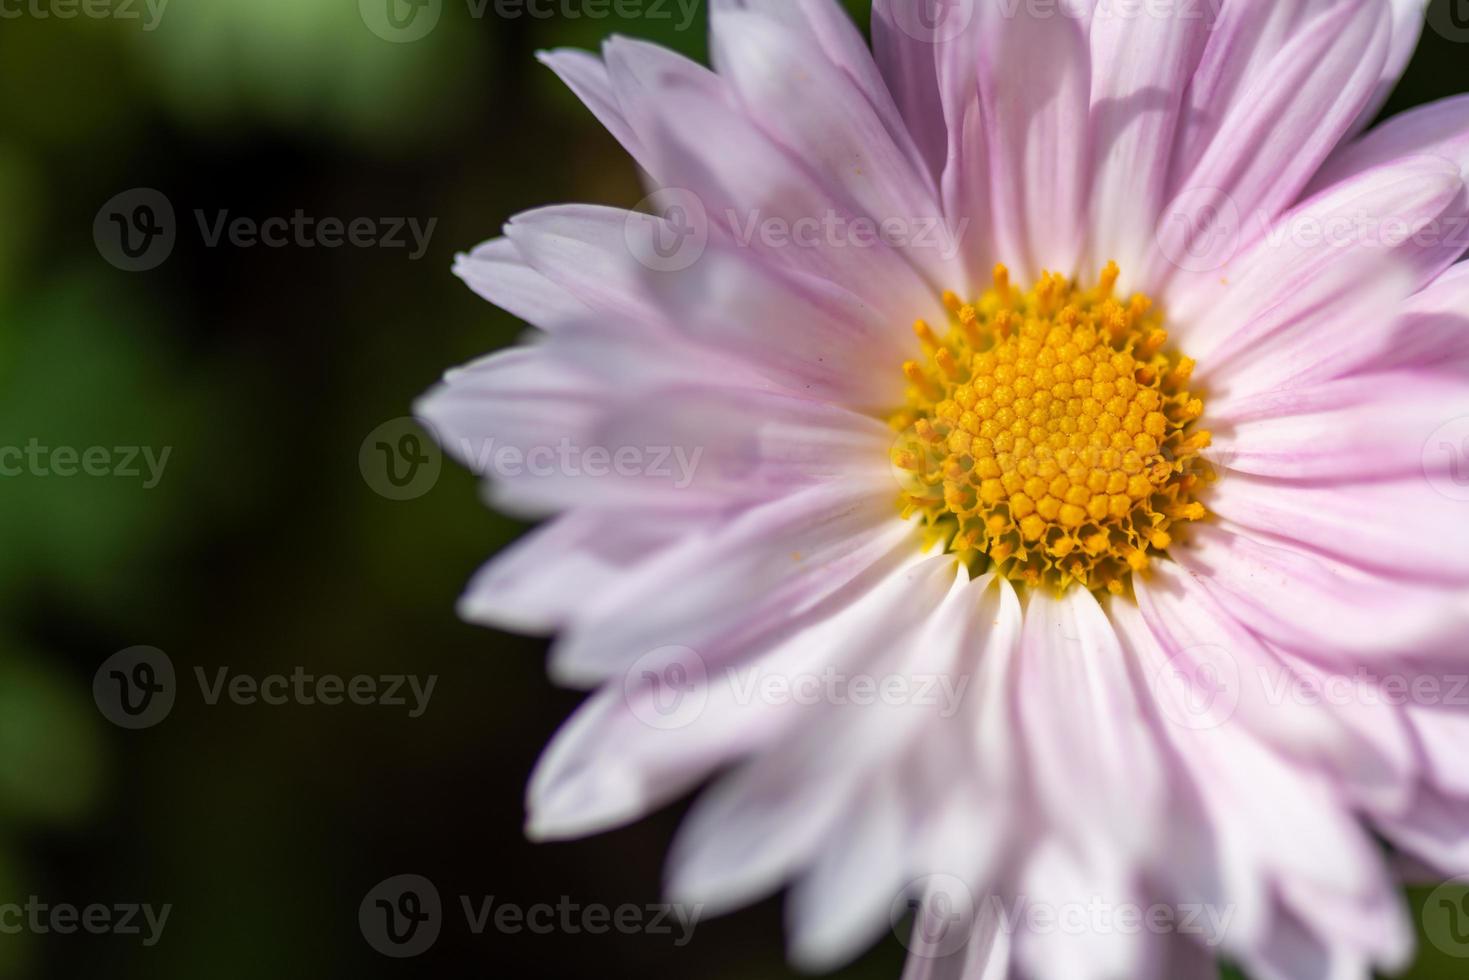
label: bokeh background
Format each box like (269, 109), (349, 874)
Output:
(1, 0), (1467, 977)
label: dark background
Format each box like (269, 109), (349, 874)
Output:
(0, 1), (1466, 977)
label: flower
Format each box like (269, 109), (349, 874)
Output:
(417, 0), (1469, 976)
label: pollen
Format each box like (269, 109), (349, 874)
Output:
(889, 263), (1211, 596)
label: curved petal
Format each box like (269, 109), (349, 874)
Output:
(457, 510), (696, 634)
(1135, 561), (1415, 814)
(549, 480), (912, 685)
(1152, 0), (1392, 290)
(978, 0), (1091, 281)
(1170, 156), (1462, 400)
(1315, 92), (1469, 193)
(1203, 475), (1469, 583)
(1174, 522), (1469, 657)
(1349, 0), (1430, 136)
(663, 554), (962, 913)
(1208, 371), (1469, 480)
(526, 548), (945, 840)
(872, 0), (949, 179)
(1367, 259), (1469, 375)
(537, 47), (648, 171)
(1083, 0), (1213, 284)
(708, 0), (959, 290)
(452, 237), (592, 330)
(1017, 587), (1163, 861)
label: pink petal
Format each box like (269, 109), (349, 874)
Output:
(1203, 475), (1469, 583)
(1017, 588), (1163, 860)
(537, 47), (648, 171)
(871, 0), (949, 178)
(1083, 0), (1213, 283)
(457, 510), (694, 634)
(663, 554), (963, 913)
(451, 237), (592, 329)
(1152, 0), (1392, 289)
(1208, 371), (1469, 480)
(1315, 92), (1469, 192)
(978, 0), (1091, 281)
(1366, 259), (1469, 374)
(1175, 522), (1469, 657)
(708, 4), (959, 290)
(549, 481), (911, 685)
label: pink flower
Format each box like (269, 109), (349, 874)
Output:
(418, 1), (1469, 976)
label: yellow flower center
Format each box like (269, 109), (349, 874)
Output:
(889, 262), (1211, 596)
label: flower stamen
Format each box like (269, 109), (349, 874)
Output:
(890, 263), (1212, 596)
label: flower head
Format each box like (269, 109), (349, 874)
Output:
(420, 0), (1469, 976)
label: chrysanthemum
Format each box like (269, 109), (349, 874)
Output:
(419, 0), (1469, 976)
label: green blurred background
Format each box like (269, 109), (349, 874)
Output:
(0, 0), (1466, 976)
